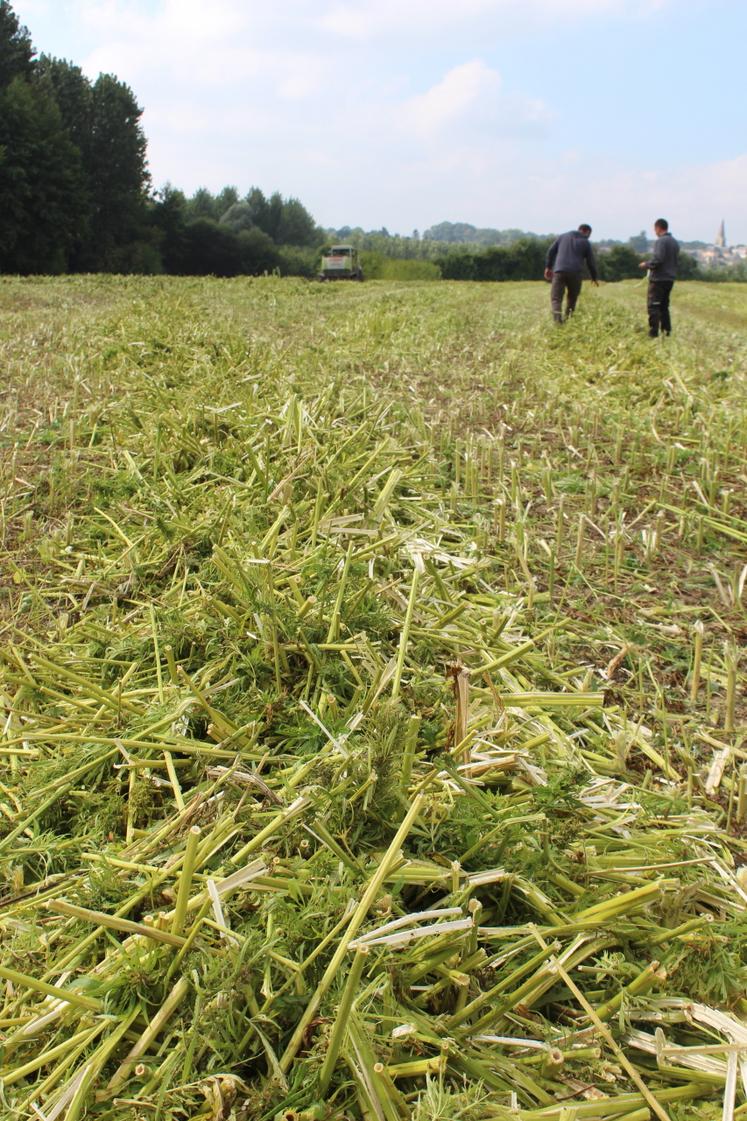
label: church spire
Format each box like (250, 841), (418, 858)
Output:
(715, 220), (726, 248)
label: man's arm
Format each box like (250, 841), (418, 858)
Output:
(544, 238), (559, 280)
(642, 238), (664, 271)
(585, 240), (599, 283)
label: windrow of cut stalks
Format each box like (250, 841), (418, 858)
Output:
(0, 276), (746, 1121)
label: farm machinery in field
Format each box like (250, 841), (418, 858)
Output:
(318, 244), (363, 281)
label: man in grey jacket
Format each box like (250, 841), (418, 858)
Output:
(639, 218), (679, 337)
(544, 224), (599, 323)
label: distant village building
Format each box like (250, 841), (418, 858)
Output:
(692, 219), (746, 270)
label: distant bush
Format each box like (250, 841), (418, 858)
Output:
(438, 252), (477, 280)
(438, 238), (552, 281)
(277, 246), (319, 278)
(361, 252), (441, 280)
(104, 240), (163, 275)
(693, 261), (746, 282)
(597, 246), (641, 281)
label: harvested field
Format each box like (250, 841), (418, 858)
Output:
(1, 276), (746, 1121)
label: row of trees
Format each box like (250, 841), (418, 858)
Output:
(151, 185), (322, 277)
(436, 240), (698, 282)
(327, 226), (701, 282)
(423, 221), (547, 246)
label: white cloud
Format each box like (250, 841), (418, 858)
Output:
(77, 1), (274, 86)
(320, 0), (496, 39)
(404, 61), (502, 138)
(75, 0), (248, 43)
(401, 61), (552, 144)
(320, 0), (675, 39)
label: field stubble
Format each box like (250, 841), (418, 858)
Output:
(0, 275), (746, 1121)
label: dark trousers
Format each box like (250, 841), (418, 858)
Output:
(550, 271), (582, 322)
(647, 279), (674, 337)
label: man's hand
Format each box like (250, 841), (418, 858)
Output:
(543, 268), (553, 281)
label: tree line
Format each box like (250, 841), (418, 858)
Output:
(324, 227), (700, 282)
(435, 240), (698, 282)
(152, 185), (322, 277)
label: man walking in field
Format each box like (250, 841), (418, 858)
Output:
(639, 218), (679, 337)
(544, 224), (599, 323)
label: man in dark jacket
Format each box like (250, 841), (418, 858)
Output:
(639, 218), (679, 337)
(544, 224), (599, 323)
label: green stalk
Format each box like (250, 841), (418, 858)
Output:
(49, 900), (186, 947)
(448, 942), (559, 1028)
(326, 544), (354, 643)
(476, 625), (557, 676)
(305, 819), (362, 874)
(400, 713), (420, 792)
(543, 949), (673, 1121)
(149, 604), (164, 704)
(172, 825), (201, 935)
(490, 690), (604, 709)
(0, 963), (101, 1011)
(0, 1023), (101, 1086)
(520, 1085), (711, 1118)
(318, 946), (368, 1093)
(594, 960), (663, 1021)
(737, 765), (747, 825)
(163, 643), (179, 683)
(18, 1007), (139, 1118)
(392, 557), (423, 700)
(280, 792), (425, 1072)
(572, 880), (665, 924)
(230, 793), (311, 865)
(724, 642), (738, 734)
(108, 976), (190, 1092)
(574, 514), (585, 569)
(636, 908), (700, 945)
(690, 620), (704, 704)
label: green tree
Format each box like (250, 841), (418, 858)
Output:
(238, 226), (279, 273)
(34, 56), (94, 265)
(438, 251), (477, 280)
(677, 251), (699, 280)
(597, 245), (641, 281)
(150, 183), (187, 272)
(437, 238), (552, 282)
(265, 190), (283, 242)
(245, 186), (269, 231)
(277, 197), (319, 247)
(277, 245), (318, 277)
(186, 187), (217, 221)
(0, 75), (85, 272)
(180, 218), (242, 276)
(0, 0), (34, 88)
(35, 55), (92, 156)
(215, 185), (239, 218)
(219, 201), (256, 234)
(85, 74), (149, 267)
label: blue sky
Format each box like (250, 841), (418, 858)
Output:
(12, 0), (747, 242)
